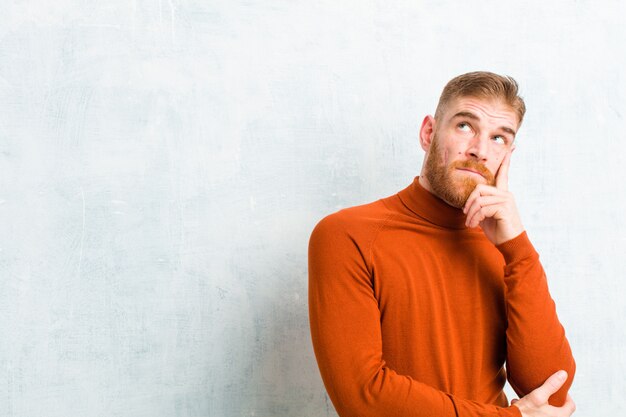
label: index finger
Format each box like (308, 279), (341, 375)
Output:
(495, 148), (513, 191)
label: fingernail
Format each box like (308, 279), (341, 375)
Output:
(557, 371), (567, 380)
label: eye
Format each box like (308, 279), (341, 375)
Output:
(457, 122), (471, 132)
(492, 135), (506, 145)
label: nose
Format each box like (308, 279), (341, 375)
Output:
(467, 134), (489, 161)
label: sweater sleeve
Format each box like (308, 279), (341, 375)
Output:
(496, 231), (576, 406)
(308, 214), (522, 417)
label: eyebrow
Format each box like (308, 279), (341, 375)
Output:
(450, 111), (517, 136)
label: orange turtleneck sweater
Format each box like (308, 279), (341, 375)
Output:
(308, 176), (575, 417)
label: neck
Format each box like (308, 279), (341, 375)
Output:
(418, 174), (433, 194)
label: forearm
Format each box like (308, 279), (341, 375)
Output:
(497, 232), (576, 405)
(310, 304), (521, 417)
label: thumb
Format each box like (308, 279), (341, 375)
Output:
(533, 370), (568, 403)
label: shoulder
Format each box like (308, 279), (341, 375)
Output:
(309, 198), (394, 249)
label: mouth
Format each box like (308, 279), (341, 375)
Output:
(456, 168), (485, 179)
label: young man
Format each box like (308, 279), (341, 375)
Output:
(308, 72), (576, 417)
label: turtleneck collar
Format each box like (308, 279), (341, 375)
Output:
(397, 176), (468, 230)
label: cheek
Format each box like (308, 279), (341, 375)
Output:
(491, 151), (506, 171)
(440, 149), (448, 164)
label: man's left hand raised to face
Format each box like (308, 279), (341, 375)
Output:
(462, 147), (525, 245)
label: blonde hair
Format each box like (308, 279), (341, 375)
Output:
(434, 71), (526, 126)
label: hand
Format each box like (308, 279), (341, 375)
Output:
(462, 148), (524, 245)
(510, 370), (576, 416)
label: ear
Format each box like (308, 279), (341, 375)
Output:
(419, 115), (436, 152)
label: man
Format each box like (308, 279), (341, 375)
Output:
(308, 71), (576, 417)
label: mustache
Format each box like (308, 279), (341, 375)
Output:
(450, 160), (495, 183)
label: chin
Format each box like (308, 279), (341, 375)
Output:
(447, 178), (478, 207)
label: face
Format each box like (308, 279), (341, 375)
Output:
(420, 96), (518, 208)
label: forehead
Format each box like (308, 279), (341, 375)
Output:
(444, 96), (519, 128)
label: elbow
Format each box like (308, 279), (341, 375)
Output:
(507, 355), (576, 408)
(548, 356), (576, 407)
(323, 367), (395, 417)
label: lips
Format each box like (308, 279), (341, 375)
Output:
(456, 168), (485, 179)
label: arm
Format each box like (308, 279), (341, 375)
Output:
(308, 214), (521, 417)
(497, 232), (576, 406)
(463, 149), (576, 406)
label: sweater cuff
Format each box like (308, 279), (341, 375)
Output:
(495, 231), (538, 265)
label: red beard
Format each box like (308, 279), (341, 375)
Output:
(424, 136), (495, 208)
